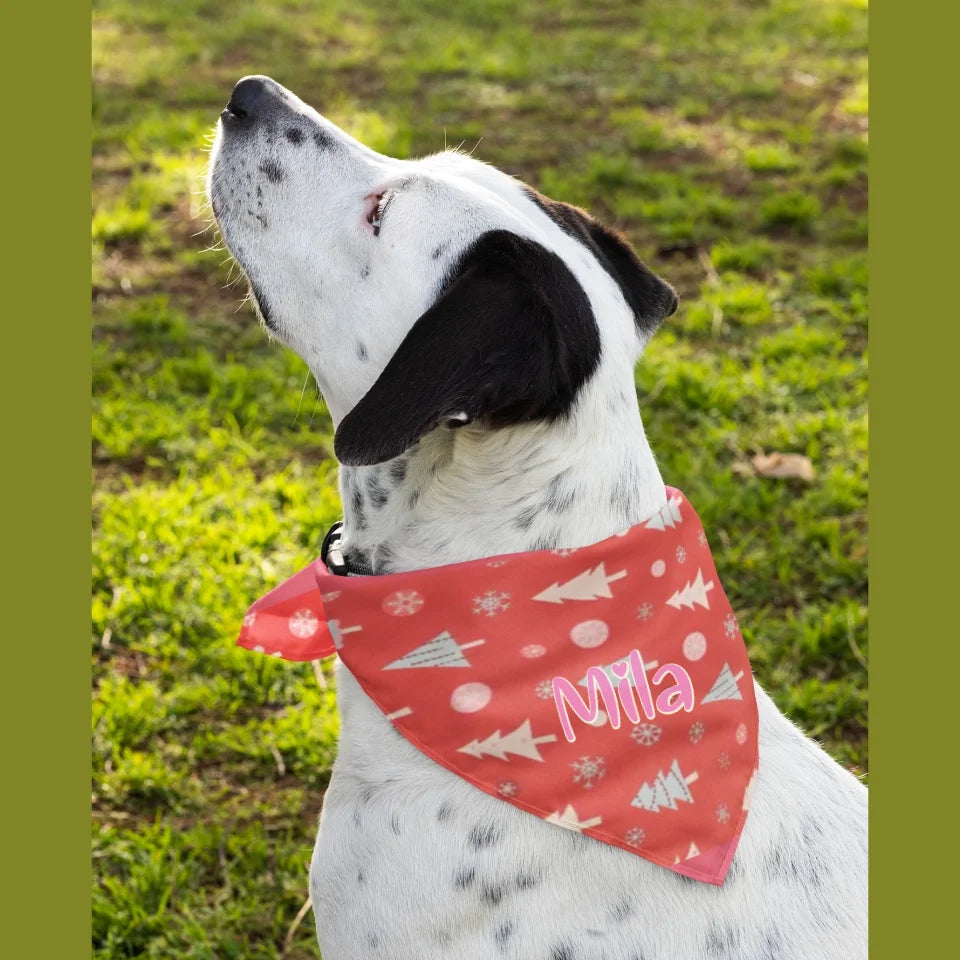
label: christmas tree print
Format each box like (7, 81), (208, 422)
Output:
(631, 759), (699, 812)
(645, 495), (683, 530)
(700, 662), (744, 703)
(327, 619), (361, 651)
(544, 804), (603, 832)
(533, 563), (627, 604)
(665, 568), (715, 610)
(458, 718), (558, 761)
(382, 631), (485, 670)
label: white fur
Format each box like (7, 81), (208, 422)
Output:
(209, 76), (867, 960)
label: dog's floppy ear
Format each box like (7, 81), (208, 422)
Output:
(334, 230), (601, 467)
(522, 188), (678, 338)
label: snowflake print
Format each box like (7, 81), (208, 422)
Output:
(636, 602), (654, 622)
(498, 780), (518, 797)
(689, 721), (705, 744)
(521, 643), (547, 659)
(716, 803), (730, 824)
(717, 752), (732, 770)
(321, 591), (341, 603)
(486, 559), (508, 568)
(624, 826), (646, 847)
(288, 609), (319, 639)
(473, 590), (512, 617)
(536, 680), (555, 700)
(550, 548), (577, 557)
(736, 722), (748, 746)
(382, 590), (424, 616)
(697, 529), (708, 548)
(571, 755), (607, 789)
(631, 723), (662, 747)
(676, 545), (687, 564)
(724, 614), (739, 638)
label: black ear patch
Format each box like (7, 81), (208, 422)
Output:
(522, 187), (678, 337)
(334, 230), (601, 467)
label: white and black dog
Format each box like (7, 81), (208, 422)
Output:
(208, 76), (867, 960)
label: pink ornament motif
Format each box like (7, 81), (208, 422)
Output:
(651, 559), (666, 578)
(382, 590), (424, 616)
(736, 722), (748, 745)
(625, 826), (646, 847)
(288, 609), (319, 639)
(569, 619), (609, 649)
(520, 644), (547, 659)
(498, 780), (518, 797)
(450, 682), (493, 713)
(682, 631), (707, 661)
(631, 723), (662, 747)
(689, 721), (705, 744)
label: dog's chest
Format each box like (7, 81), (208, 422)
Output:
(308, 665), (867, 960)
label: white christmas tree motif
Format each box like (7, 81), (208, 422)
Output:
(685, 841), (701, 860)
(645, 495), (683, 531)
(578, 657), (658, 688)
(724, 613), (739, 638)
(486, 559), (508, 568)
(700, 663), (745, 703)
(385, 706), (413, 721)
(544, 804), (603, 832)
(636, 601), (654, 621)
(716, 803), (730, 824)
(321, 591), (341, 603)
(498, 780), (518, 797)
(458, 718), (558, 762)
(624, 826), (646, 847)
(689, 721), (705, 744)
(472, 590), (512, 616)
(665, 568), (715, 610)
(676, 546), (687, 564)
(631, 723), (662, 747)
(383, 590), (424, 616)
(551, 548), (577, 557)
(383, 631), (485, 670)
(535, 680), (555, 700)
(533, 563), (627, 604)
(697, 529), (709, 548)
(631, 759), (699, 812)
(327, 619), (361, 651)
(571, 755), (607, 789)
(288, 609), (319, 639)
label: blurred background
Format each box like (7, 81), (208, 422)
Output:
(92, 1), (867, 956)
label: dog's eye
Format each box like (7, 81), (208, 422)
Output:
(368, 191), (390, 236)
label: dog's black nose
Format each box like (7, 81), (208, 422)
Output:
(224, 76), (270, 121)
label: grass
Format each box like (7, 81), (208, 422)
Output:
(92, 0), (868, 956)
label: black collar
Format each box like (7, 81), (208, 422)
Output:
(320, 521), (374, 577)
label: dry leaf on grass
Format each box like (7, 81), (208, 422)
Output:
(751, 452), (815, 481)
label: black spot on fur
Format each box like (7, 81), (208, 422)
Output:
(706, 924), (741, 955)
(454, 867), (476, 889)
(546, 474), (576, 513)
(334, 230), (603, 466)
(357, 868), (365, 884)
(389, 458), (408, 485)
(407, 487), (421, 509)
(360, 265), (370, 279)
(285, 127), (304, 144)
(259, 160), (283, 184)
(469, 823), (500, 850)
(436, 802), (454, 823)
(367, 475), (389, 509)
(515, 871), (540, 890)
(494, 921), (514, 949)
(313, 129), (335, 149)
(552, 945), (575, 960)
(480, 883), (505, 907)
(256, 214), (268, 229)
(367, 931), (380, 948)
(611, 898), (633, 922)
(351, 807), (362, 828)
(389, 813), (401, 835)
(373, 544), (395, 575)
(523, 186), (677, 336)
(432, 244), (446, 260)
(357, 342), (369, 362)
(515, 505), (538, 530)
(256, 185), (263, 199)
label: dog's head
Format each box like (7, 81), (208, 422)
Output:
(208, 76), (677, 467)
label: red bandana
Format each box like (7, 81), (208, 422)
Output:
(238, 487), (759, 885)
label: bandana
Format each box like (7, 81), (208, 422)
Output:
(238, 487), (759, 885)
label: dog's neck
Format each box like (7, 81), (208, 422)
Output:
(336, 367), (666, 574)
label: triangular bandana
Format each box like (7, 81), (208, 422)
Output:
(238, 487), (759, 885)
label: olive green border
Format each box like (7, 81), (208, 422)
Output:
(870, 1), (956, 954)
(4, 2), (92, 955)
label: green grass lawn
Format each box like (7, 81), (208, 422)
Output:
(92, 0), (867, 956)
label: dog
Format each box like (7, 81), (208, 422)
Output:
(208, 75), (867, 960)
